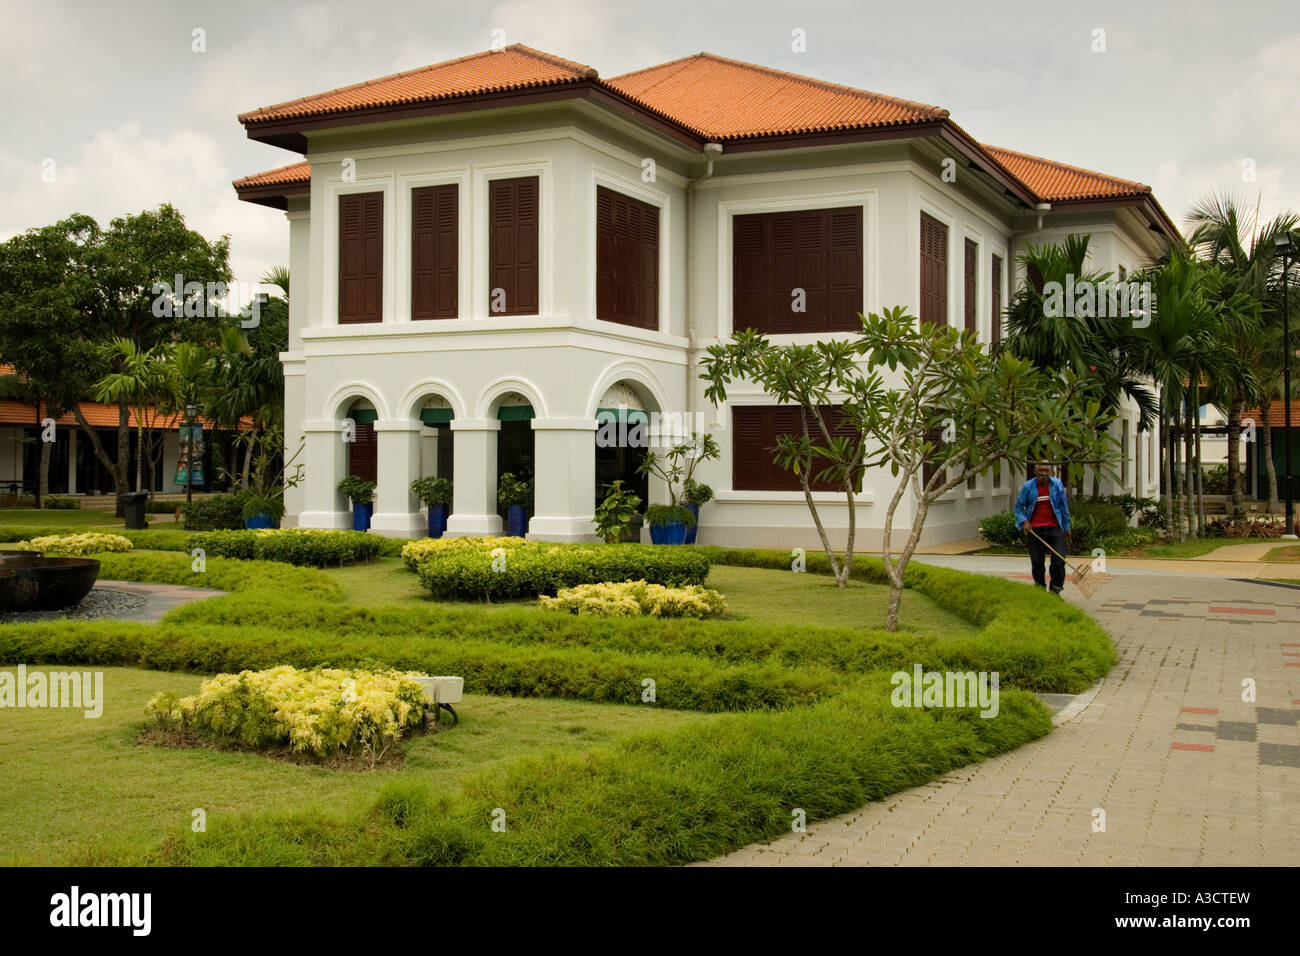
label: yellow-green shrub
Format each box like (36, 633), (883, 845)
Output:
(400, 535), (535, 571)
(145, 665), (427, 759)
(15, 533), (134, 556)
(539, 580), (727, 619)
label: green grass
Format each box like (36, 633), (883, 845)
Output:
(0, 666), (707, 865)
(0, 544), (1116, 866)
(0, 509), (121, 528)
(1264, 546), (1300, 562)
(1117, 538), (1240, 559)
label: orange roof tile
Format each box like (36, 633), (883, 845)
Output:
(605, 53), (946, 140)
(1241, 400), (1300, 426)
(232, 161), (310, 190)
(981, 144), (1149, 202)
(0, 400), (195, 430)
(238, 45), (597, 125)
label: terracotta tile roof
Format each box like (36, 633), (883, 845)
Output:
(238, 45), (597, 125)
(605, 53), (947, 140)
(232, 161), (310, 190)
(1241, 400), (1300, 426)
(0, 400), (193, 430)
(981, 144), (1149, 202)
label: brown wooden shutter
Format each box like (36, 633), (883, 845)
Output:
(348, 423), (378, 484)
(412, 184), (457, 319)
(991, 254), (1003, 346)
(734, 207), (861, 334)
(733, 405), (852, 491)
(963, 238), (978, 333)
(919, 212), (947, 326)
(339, 192), (383, 324)
(489, 176), (539, 316)
(596, 186), (659, 329)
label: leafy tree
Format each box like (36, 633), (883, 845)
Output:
(704, 306), (1114, 629)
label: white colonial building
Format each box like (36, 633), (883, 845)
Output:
(233, 45), (1174, 546)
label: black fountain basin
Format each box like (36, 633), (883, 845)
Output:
(0, 570), (16, 613)
(0, 556), (101, 612)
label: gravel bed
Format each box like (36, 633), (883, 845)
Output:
(0, 586), (148, 623)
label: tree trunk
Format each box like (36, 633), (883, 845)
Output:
(1161, 410), (1175, 537)
(72, 406), (118, 498)
(1172, 414), (1185, 542)
(1194, 401), (1205, 534)
(116, 398), (131, 516)
(1261, 402), (1278, 514)
(241, 435), (254, 491)
(33, 404), (44, 509)
(38, 433), (52, 506)
(1227, 399), (1243, 519)
(1183, 406), (1194, 538)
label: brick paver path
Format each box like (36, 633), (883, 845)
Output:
(707, 570), (1300, 866)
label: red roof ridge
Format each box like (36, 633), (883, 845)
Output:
(237, 44), (598, 124)
(982, 142), (1150, 195)
(232, 160), (310, 190)
(610, 51), (949, 122)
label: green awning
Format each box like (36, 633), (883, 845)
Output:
(497, 405), (535, 422)
(597, 407), (649, 424)
(350, 409), (378, 425)
(420, 408), (453, 426)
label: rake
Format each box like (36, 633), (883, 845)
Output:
(1024, 527), (1106, 598)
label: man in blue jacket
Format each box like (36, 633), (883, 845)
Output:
(1014, 460), (1071, 595)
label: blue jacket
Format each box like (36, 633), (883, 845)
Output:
(1014, 476), (1071, 531)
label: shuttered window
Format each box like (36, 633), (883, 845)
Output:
(339, 192), (383, 324)
(732, 405), (855, 491)
(488, 176), (539, 316)
(733, 206), (862, 334)
(963, 238), (978, 334)
(596, 186), (659, 329)
(412, 184), (458, 319)
(348, 423), (378, 484)
(991, 254), (1003, 346)
(919, 212), (948, 326)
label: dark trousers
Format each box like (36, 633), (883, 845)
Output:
(1026, 524), (1066, 592)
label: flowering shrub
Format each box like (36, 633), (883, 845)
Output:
(14, 533), (133, 556)
(400, 535), (535, 571)
(539, 580), (727, 619)
(145, 665), (427, 761)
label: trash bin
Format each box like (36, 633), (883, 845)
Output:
(122, 492), (149, 530)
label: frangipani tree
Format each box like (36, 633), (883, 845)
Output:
(705, 306), (1115, 631)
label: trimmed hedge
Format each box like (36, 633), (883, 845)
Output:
(417, 543), (711, 600)
(184, 530), (381, 567)
(41, 496), (80, 510)
(0, 618), (837, 712)
(93, 551), (342, 602)
(181, 494), (247, 531)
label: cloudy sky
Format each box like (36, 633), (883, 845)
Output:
(3, 0), (1297, 290)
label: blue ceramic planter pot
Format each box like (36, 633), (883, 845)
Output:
(684, 505), (700, 544)
(428, 504), (448, 539)
(244, 512), (273, 529)
(651, 521), (687, 545)
(352, 501), (373, 531)
(506, 504), (528, 538)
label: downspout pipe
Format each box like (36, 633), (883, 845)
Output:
(685, 142), (723, 425)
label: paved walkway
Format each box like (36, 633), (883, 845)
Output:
(94, 580), (224, 623)
(1189, 541), (1288, 562)
(707, 563), (1300, 866)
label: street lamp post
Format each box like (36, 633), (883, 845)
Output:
(184, 404), (197, 505)
(1275, 232), (1295, 537)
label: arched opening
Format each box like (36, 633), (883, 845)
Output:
(494, 392), (535, 523)
(594, 381), (651, 511)
(345, 398), (378, 484)
(414, 394), (456, 484)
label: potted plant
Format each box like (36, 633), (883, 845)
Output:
(637, 432), (721, 545)
(497, 472), (532, 538)
(681, 478), (714, 545)
(411, 476), (453, 538)
(226, 428), (304, 529)
(338, 475), (376, 531)
(644, 504), (696, 545)
(592, 480), (643, 544)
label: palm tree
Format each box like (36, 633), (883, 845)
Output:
(92, 339), (171, 493)
(1001, 235), (1157, 496)
(1187, 192), (1299, 515)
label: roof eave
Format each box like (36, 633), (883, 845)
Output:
(234, 182), (310, 210)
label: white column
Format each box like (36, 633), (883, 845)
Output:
(281, 355), (307, 526)
(371, 420), (425, 537)
(445, 419), (502, 537)
(528, 418), (598, 543)
(298, 418), (350, 529)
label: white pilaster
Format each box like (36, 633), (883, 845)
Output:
(371, 420), (426, 537)
(298, 418), (350, 529)
(528, 418), (598, 542)
(445, 419), (503, 536)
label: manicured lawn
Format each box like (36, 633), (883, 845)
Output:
(0, 666), (707, 865)
(1263, 545), (1300, 563)
(1118, 538), (1240, 559)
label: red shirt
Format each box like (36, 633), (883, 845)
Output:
(1029, 479), (1058, 527)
